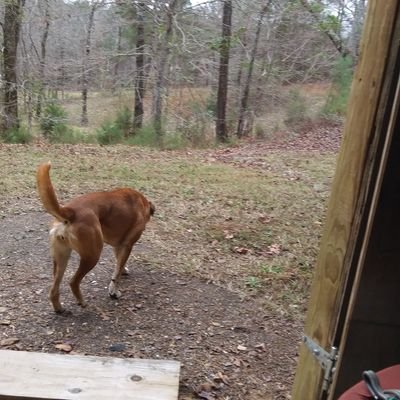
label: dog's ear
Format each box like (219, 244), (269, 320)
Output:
(149, 202), (155, 216)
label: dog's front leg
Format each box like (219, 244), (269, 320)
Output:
(109, 245), (133, 299)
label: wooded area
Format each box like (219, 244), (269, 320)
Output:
(0, 0), (366, 145)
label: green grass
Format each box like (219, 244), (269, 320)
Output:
(0, 144), (336, 319)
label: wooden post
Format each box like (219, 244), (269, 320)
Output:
(291, 1), (400, 399)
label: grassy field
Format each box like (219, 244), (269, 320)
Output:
(0, 142), (337, 319)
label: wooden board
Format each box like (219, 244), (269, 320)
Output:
(0, 350), (180, 400)
(291, 1), (400, 399)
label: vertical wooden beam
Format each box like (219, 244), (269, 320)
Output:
(291, 1), (400, 399)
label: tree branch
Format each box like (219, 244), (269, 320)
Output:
(299, 0), (351, 57)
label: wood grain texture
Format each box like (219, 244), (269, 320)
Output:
(0, 350), (180, 400)
(291, 1), (400, 398)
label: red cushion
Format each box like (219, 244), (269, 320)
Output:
(339, 365), (400, 399)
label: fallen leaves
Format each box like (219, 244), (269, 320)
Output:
(258, 214), (272, 224)
(196, 389), (216, 400)
(195, 372), (230, 400)
(266, 243), (282, 256)
(1, 337), (19, 347)
(255, 343), (266, 352)
(233, 246), (250, 255)
(214, 371), (229, 385)
(55, 343), (73, 353)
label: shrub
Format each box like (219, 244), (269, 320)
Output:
(205, 93), (217, 117)
(163, 131), (188, 150)
(176, 118), (212, 148)
(50, 127), (95, 144)
(40, 101), (69, 140)
(96, 107), (134, 145)
(3, 126), (33, 144)
(172, 98), (215, 148)
(323, 55), (354, 116)
(284, 89), (309, 127)
(125, 124), (159, 147)
(114, 106), (132, 137)
(96, 121), (124, 145)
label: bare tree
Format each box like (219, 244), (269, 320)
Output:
(81, 0), (103, 126)
(1, 0), (26, 134)
(36, 0), (51, 117)
(236, 1), (270, 138)
(216, 0), (232, 142)
(133, 2), (146, 133)
(299, 0), (353, 59)
(113, 26), (122, 90)
(152, 0), (182, 140)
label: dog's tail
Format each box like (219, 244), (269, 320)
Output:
(36, 162), (75, 223)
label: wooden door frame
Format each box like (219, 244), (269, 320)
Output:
(291, 2), (400, 399)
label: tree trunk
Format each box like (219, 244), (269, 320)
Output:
(81, 1), (98, 126)
(236, 1), (270, 138)
(133, 2), (146, 133)
(349, 0), (366, 59)
(2, 0), (25, 134)
(59, 45), (66, 100)
(152, 0), (180, 141)
(36, 0), (51, 118)
(113, 26), (122, 92)
(235, 24), (248, 89)
(216, 0), (232, 143)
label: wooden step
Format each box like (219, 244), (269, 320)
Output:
(0, 349), (180, 400)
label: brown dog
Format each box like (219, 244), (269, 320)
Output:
(36, 162), (154, 313)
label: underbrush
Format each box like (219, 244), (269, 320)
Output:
(2, 126), (34, 144)
(8, 80), (349, 147)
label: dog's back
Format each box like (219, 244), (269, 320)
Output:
(65, 189), (154, 246)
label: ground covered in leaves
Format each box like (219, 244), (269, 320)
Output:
(0, 122), (341, 399)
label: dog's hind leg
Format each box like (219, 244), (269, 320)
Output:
(50, 238), (72, 313)
(109, 244), (134, 299)
(69, 254), (101, 308)
(69, 221), (103, 308)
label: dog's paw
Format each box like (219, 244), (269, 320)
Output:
(109, 290), (122, 299)
(108, 283), (122, 299)
(108, 281), (122, 299)
(56, 309), (73, 317)
(54, 307), (73, 316)
(52, 303), (65, 314)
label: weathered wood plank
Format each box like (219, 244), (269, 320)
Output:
(291, 1), (400, 399)
(0, 350), (180, 400)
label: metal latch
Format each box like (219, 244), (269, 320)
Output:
(303, 335), (338, 392)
